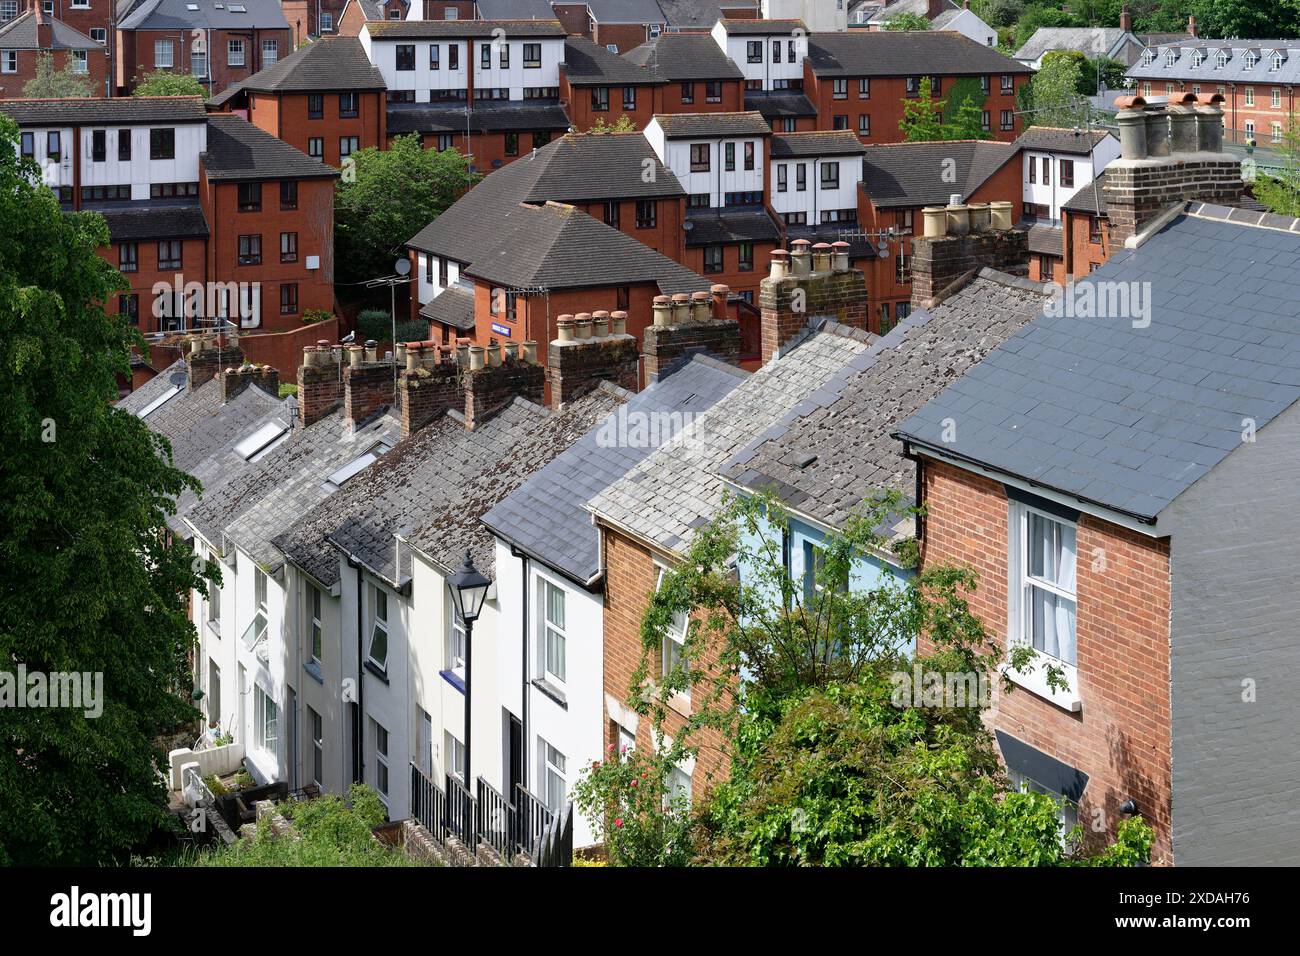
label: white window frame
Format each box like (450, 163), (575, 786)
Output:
(309, 707), (323, 787)
(1272, 87), (1282, 108)
(0, 0), (17, 21)
(539, 575), (567, 686)
(540, 738), (566, 813)
(254, 684), (278, 755)
(655, 563), (689, 703)
(90, 28), (107, 44)
(1, 50), (16, 74)
(1008, 770), (1078, 844)
(1244, 87), (1255, 107)
(228, 39), (245, 67)
(154, 39), (173, 69)
(308, 583), (322, 665)
(372, 718), (389, 800)
(261, 38), (278, 65)
(319, 11), (333, 31)
(446, 731), (466, 782)
(190, 49), (206, 78)
(1004, 501), (1081, 711)
(367, 582), (389, 671)
(446, 600), (466, 678)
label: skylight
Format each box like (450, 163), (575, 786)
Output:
(230, 3), (246, 10)
(186, 3), (198, 9)
(234, 419), (290, 462)
(324, 441), (393, 489)
(136, 384), (180, 418)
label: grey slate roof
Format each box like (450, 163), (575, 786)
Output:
(1061, 171), (1110, 215)
(367, 19), (566, 38)
(0, 12), (101, 49)
(625, 33), (744, 81)
(117, 358), (188, 417)
(745, 90), (818, 119)
(233, 36), (386, 94)
(586, 0), (665, 23)
(1013, 126), (1115, 156)
(95, 203), (209, 241)
(718, 18), (805, 34)
(654, 110), (770, 138)
(684, 208), (780, 246)
(203, 114), (339, 182)
(561, 36), (659, 85)
(860, 140), (1015, 208)
(1127, 41), (1300, 85)
(0, 96), (208, 126)
(772, 130), (867, 158)
(588, 323), (878, 555)
(474, 0), (555, 17)
(483, 354), (747, 583)
(419, 285), (477, 331)
(1014, 27), (1143, 67)
(865, 0), (957, 25)
(120, 0), (288, 30)
(656, 0), (757, 29)
(722, 270), (1051, 530)
(385, 101), (570, 135)
(807, 30), (1032, 77)
(506, 132), (683, 202)
(192, 407), (402, 572)
(897, 205), (1300, 522)
(280, 389), (623, 587)
(1025, 222), (1062, 256)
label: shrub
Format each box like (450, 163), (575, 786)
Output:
(355, 309), (428, 345)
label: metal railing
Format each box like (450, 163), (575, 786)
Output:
(410, 763), (446, 841)
(513, 784), (554, 861)
(476, 776), (513, 861)
(445, 772), (478, 853)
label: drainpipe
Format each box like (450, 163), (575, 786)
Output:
(347, 556), (365, 785)
(519, 550), (529, 795)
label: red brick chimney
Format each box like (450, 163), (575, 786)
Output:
(547, 310), (639, 408)
(186, 337), (246, 391)
(33, 5), (52, 49)
(1187, 15), (1197, 38)
(759, 241), (866, 363)
(220, 362), (279, 404)
(297, 340), (344, 427)
(462, 340), (545, 429)
(342, 343), (394, 429)
(1120, 5), (1132, 32)
(641, 287), (742, 382)
(395, 340), (463, 437)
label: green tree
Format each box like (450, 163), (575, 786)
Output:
(133, 72), (208, 97)
(586, 114), (638, 133)
(977, 0), (1027, 28)
(882, 12), (931, 31)
(943, 77), (992, 140)
(574, 491), (1153, 866)
(1079, 56), (1127, 96)
(899, 76), (946, 142)
(1187, 0), (1300, 40)
(334, 133), (478, 286)
(0, 114), (208, 865)
(1250, 114), (1300, 216)
(22, 52), (92, 98)
(1024, 51), (1085, 128)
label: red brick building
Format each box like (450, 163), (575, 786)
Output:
(337, 0), (408, 36)
(116, 0), (292, 95)
(0, 9), (107, 98)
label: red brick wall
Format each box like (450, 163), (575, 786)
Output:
(47, 1), (113, 39)
(418, 0), (475, 19)
(658, 78), (745, 114)
(917, 458), (1174, 863)
(600, 527), (730, 796)
(96, 236), (209, 335)
(120, 27), (293, 94)
(552, 4), (589, 37)
(572, 195), (685, 260)
(1137, 78), (1294, 143)
(682, 240), (775, 302)
(1061, 208), (1111, 280)
(0, 46), (108, 99)
(200, 170), (336, 332)
(591, 22), (649, 55)
(561, 76), (660, 132)
(804, 71), (1029, 145)
(253, 89), (386, 167)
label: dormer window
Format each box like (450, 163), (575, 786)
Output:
(1215, 49), (1227, 68)
(1244, 51), (1257, 68)
(1163, 49), (1176, 66)
(1140, 49), (1153, 66)
(1190, 50), (1202, 68)
(1270, 52), (1284, 71)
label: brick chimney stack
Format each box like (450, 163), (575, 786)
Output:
(926, 0), (945, 21)
(910, 199), (1027, 307)
(220, 362), (280, 404)
(395, 340), (463, 437)
(641, 286), (742, 382)
(186, 337), (246, 391)
(759, 240), (867, 362)
(547, 310), (639, 408)
(1103, 93), (1242, 247)
(343, 343), (394, 430)
(297, 340), (343, 427)
(1120, 5), (1132, 32)
(463, 340), (545, 429)
(34, 4), (52, 49)
(1187, 14), (1197, 38)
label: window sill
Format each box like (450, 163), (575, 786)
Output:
(364, 659), (389, 684)
(303, 659), (324, 685)
(668, 692), (692, 718)
(440, 668), (465, 694)
(531, 677), (568, 710)
(1002, 656), (1082, 713)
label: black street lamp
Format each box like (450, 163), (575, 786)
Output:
(447, 549), (490, 786)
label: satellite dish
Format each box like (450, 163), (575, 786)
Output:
(877, 243), (890, 259)
(394, 258), (411, 276)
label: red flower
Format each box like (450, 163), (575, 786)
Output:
(630, 778), (638, 787)
(614, 818), (624, 828)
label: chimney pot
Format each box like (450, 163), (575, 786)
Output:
(811, 242), (832, 272)
(1169, 103), (1199, 153)
(967, 202), (991, 233)
(364, 339), (378, 363)
(922, 206), (948, 238)
(592, 309), (610, 337)
(575, 314), (593, 339)
(988, 201), (1013, 230)
(830, 241), (851, 271)
(348, 345), (363, 368)
(405, 346), (420, 372)
(709, 284), (730, 321)
(302, 344), (318, 368)
(790, 239), (812, 276)
(670, 293), (690, 326)
(610, 310), (628, 335)
(652, 295), (672, 327)
(523, 340), (538, 364)
(1120, 4), (1132, 32)
(1116, 106), (1148, 159)
(488, 342), (504, 367)
(1144, 106), (1171, 158)
(1196, 101), (1225, 152)
(557, 314), (576, 342)
(769, 249), (790, 281)
(469, 345), (486, 370)
(945, 203), (970, 236)
(689, 290), (710, 322)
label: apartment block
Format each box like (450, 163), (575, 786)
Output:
(0, 8), (107, 98)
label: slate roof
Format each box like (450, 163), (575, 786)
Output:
(1026, 222), (1062, 256)
(656, 0), (756, 28)
(624, 34), (744, 81)
(0, 12), (101, 49)
(860, 140), (1016, 208)
(561, 36), (659, 85)
(1013, 126), (1115, 156)
(203, 114), (338, 182)
(865, 0), (957, 24)
(192, 407), (402, 572)
(745, 90), (818, 119)
(483, 355), (747, 583)
(897, 205), (1300, 523)
(718, 18), (805, 34)
(117, 358), (188, 418)
(807, 30), (1033, 77)
(368, 19), (566, 38)
(586, 0), (665, 23)
(684, 208), (780, 246)
(385, 101), (570, 135)
(0, 96), (208, 126)
(280, 390), (623, 587)
(1128, 41), (1300, 84)
(505, 132), (683, 201)
(587, 323), (878, 554)
(653, 110), (770, 138)
(474, 0), (555, 17)
(772, 130), (867, 158)
(232, 37), (386, 94)
(1014, 27), (1143, 67)
(419, 285), (477, 331)
(1061, 171), (1110, 214)
(120, 0), (288, 30)
(95, 203), (209, 241)
(721, 270), (1050, 529)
